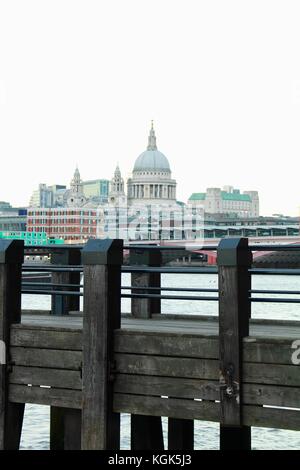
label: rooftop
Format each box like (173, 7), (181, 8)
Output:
(189, 190), (252, 202)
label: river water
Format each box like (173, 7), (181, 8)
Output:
(20, 273), (300, 450)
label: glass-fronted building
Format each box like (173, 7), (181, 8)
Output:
(82, 179), (109, 203)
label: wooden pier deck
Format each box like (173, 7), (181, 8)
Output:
(1, 238), (300, 450)
(9, 313), (300, 431)
(20, 312), (300, 338)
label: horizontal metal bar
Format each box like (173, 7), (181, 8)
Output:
(122, 293), (300, 303)
(21, 289), (300, 303)
(121, 293), (219, 301)
(124, 245), (218, 251)
(24, 245), (83, 251)
(250, 289), (300, 295)
(22, 266), (83, 272)
(22, 265), (218, 274)
(250, 297), (300, 303)
(125, 244), (300, 252)
(21, 282), (83, 288)
(249, 244), (300, 251)
(121, 285), (218, 293)
(250, 268), (300, 275)
(122, 266), (218, 274)
(21, 289), (83, 296)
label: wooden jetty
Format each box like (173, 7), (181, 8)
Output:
(0, 238), (300, 450)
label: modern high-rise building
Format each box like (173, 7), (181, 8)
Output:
(29, 184), (67, 208)
(82, 179), (109, 203)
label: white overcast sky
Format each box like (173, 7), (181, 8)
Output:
(0, 0), (300, 216)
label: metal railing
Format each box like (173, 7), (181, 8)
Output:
(21, 241), (300, 308)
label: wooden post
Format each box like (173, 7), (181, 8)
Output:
(0, 240), (25, 449)
(81, 239), (123, 450)
(218, 237), (252, 450)
(50, 247), (81, 450)
(168, 417), (194, 451)
(51, 247), (81, 315)
(130, 248), (164, 450)
(131, 249), (161, 318)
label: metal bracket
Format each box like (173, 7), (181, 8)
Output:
(220, 364), (239, 399)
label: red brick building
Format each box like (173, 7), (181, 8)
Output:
(27, 208), (100, 242)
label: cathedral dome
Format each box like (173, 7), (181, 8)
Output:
(133, 150), (170, 172)
(133, 122), (171, 173)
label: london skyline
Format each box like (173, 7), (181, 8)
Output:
(1, 1), (300, 216)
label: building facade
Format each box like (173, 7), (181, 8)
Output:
(188, 186), (259, 217)
(83, 179), (109, 203)
(0, 205), (27, 232)
(202, 213), (299, 238)
(27, 207), (103, 242)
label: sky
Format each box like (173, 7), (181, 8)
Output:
(0, 0), (300, 216)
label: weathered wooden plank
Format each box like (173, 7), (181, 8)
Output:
(115, 353), (219, 379)
(81, 239), (122, 450)
(115, 374), (219, 401)
(114, 393), (219, 422)
(244, 338), (299, 365)
(244, 405), (300, 431)
(12, 380), (297, 415)
(115, 331), (299, 365)
(115, 375), (300, 410)
(9, 366), (82, 390)
(9, 384), (82, 408)
(114, 331), (219, 358)
(244, 363), (300, 387)
(10, 326), (299, 366)
(10, 347), (82, 370)
(117, 354), (300, 386)
(10, 325), (82, 351)
(243, 383), (300, 408)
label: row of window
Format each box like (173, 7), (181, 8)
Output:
(29, 219), (97, 225)
(48, 227), (97, 234)
(28, 210), (97, 216)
